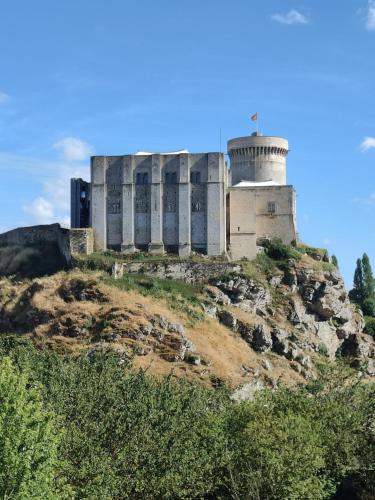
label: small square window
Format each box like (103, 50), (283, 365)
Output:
(166, 172), (177, 185)
(190, 172), (201, 184)
(268, 201), (276, 214)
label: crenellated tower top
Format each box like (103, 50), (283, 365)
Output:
(227, 132), (289, 186)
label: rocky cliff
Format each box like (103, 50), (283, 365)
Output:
(0, 250), (374, 388)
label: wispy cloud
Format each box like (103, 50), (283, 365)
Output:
(353, 192), (375, 206)
(271, 9), (309, 25)
(0, 91), (10, 105)
(322, 238), (332, 246)
(53, 137), (94, 162)
(0, 137), (92, 227)
(366, 1), (375, 30)
(23, 197), (55, 225)
(360, 136), (375, 152)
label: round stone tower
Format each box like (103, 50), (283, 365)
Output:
(228, 132), (289, 186)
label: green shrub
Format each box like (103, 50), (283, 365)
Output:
(0, 336), (374, 499)
(0, 356), (65, 498)
(363, 298), (375, 317)
(262, 238), (302, 261)
(364, 316), (375, 338)
(318, 343), (329, 357)
(103, 273), (204, 324)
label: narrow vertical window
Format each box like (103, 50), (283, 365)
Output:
(267, 201), (276, 214)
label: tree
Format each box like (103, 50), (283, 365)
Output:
(349, 258), (365, 305)
(350, 254), (375, 316)
(331, 255), (339, 268)
(0, 357), (63, 499)
(362, 253), (375, 301)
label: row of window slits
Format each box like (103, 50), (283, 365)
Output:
(135, 172), (201, 185)
(230, 147), (287, 157)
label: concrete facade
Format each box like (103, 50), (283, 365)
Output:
(71, 130), (297, 260)
(227, 132), (297, 260)
(71, 178), (90, 228)
(90, 152), (227, 256)
(228, 133), (288, 186)
(228, 185), (297, 260)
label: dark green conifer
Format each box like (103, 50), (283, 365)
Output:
(362, 253), (374, 299)
(331, 255), (338, 268)
(349, 258), (365, 305)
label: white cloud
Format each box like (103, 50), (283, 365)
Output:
(0, 137), (91, 227)
(360, 136), (375, 152)
(23, 197), (55, 224)
(366, 1), (375, 30)
(0, 91), (10, 105)
(353, 192), (375, 205)
(271, 9), (309, 25)
(53, 136), (94, 162)
(322, 238), (332, 246)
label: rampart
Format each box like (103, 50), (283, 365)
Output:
(116, 261), (241, 283)
(0, 224), (71, 277)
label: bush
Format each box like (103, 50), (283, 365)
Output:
(0, 336), (374, 499)
(0, 356), (64, 498)
(362, 297), (375, 317)
(364, 316), (375, 338)
(262, 238), (302, 261)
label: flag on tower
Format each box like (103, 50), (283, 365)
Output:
(251, 113), (258, 122)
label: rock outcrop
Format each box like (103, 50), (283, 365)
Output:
(205, 259), (371, 378)
(0, 250), (374, 389)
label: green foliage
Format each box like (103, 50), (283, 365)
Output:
(363, 297), (375, 316)
(0, 336), (374, 499)
(0, 356), (64, 499)
(331, 254), (339, 268)
(227, 381), (374, 500)
(364, 316), (375, 338)
(362, 253), (375, 299)
(296, 243), (329, 260)
(350, 254), (375, 320)
(262, 238), (302, 262)
(318, 342), (329, 357)
(103, 273), (204, 324)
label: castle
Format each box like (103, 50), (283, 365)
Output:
(71, 131), (297, 260)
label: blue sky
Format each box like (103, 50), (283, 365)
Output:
(0, 0), (374, 285)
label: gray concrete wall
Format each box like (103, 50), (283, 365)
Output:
(90, 151), (227, 256)
(91, 157), (107, 251)
(228, 189), (257, 260)
(206, 153), (226, 256)
(255, 186), (297, 243)
(228, 184), (297, 260)
(228, 134), (289, 186)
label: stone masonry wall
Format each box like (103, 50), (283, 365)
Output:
(69, 228), (94, 255)
(119, 261), (241, 283)
(0, 223), (71, 267)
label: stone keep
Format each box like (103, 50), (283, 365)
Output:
(90, 152), (227, 256)
(227, 132), (297, 260)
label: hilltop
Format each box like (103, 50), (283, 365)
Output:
(1, 240), (373, 391)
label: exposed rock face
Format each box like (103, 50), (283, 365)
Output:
(210, 276), (271, 314)
(0, 250), (374, 389)
(209, 262), (369, 372)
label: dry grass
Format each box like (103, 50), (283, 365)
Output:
(0, 269), (306, 388)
